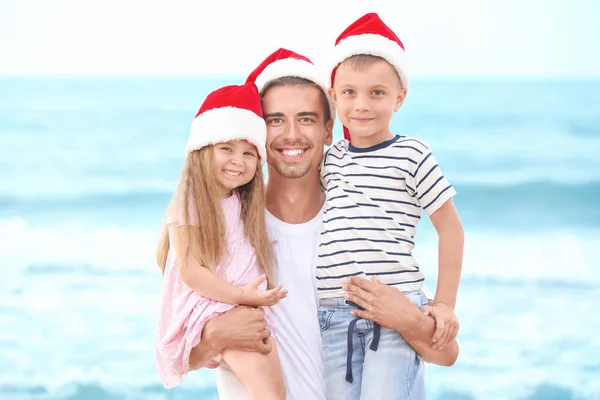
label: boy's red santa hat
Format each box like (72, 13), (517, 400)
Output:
(246, 48), (336, 119)
(330, 12), (410, 90)
(186, 83), (266, 163)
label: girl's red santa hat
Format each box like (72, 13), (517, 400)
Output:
(246, 48), (336, 119)
(186, 83), (267, 163)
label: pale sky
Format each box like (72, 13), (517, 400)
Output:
(1, 0), (599, 77)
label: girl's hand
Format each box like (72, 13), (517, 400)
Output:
(239, 275), (288, 307)
(421, 302), (459, 349)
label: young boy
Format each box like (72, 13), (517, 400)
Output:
(317, 13), (464, 400)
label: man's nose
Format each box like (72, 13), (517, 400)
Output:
(282, 121), (302, 139)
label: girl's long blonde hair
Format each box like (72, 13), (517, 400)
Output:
(156, 145), (274, 287)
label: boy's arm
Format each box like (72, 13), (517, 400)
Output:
(429, 199), (464, 309)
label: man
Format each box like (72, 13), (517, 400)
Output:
(187, 49), (459, 399)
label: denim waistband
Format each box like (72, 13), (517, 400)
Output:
(318, 297), (349, 308)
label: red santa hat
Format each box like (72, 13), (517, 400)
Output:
(330, 13), (410, 90)
(186, 83), (266, 163)
(246, 48), (336, 119)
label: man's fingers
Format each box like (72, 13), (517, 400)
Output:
(345, 292), (369, 311)
(343, 282), (371, 303)
(422, 305), (433, 316)
(351, 308), (371, 320)
(347, 276), (377, 292)
(256, 337), (272, 354)
(260, 328), (271, 340)
(372, 276), (382, 284)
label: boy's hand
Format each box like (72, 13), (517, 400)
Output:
(240, 275), (288, 307)
(421, 302), (459, 349)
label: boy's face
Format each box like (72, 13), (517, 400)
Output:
(330, 59), (407, 148)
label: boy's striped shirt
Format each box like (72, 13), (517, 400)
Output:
(317, 135), (456, 298)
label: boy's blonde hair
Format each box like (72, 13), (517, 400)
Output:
(340, 54), (404, 88)
(156, 146), (275, 287)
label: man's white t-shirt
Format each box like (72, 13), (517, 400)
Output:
(216, 205), (328, 400)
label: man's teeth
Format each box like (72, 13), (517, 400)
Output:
(282, 149), (305, 156)
(224, 171), (241, 176)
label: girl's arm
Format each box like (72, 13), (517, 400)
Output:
(170, 225), (287, 306)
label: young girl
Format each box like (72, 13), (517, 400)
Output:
(155, 83), (287, 400)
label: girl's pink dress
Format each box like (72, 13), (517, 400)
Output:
(156, 193), (274, 389)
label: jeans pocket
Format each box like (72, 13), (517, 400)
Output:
(318, 309), (333, 332)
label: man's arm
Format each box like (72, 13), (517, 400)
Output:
(343, 277), (459, 366)
(188, 306), (272, 370)
(392, 299), (459, 366)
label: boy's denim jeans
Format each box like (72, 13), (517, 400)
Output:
(318, 290), (428, 400)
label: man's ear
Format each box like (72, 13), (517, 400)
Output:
(394, 88), (408, 112)
(324, 118), (334, 146)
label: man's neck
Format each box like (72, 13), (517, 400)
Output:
(266, 171), (324, 224)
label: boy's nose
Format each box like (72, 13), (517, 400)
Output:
(353, 95), (370, 111)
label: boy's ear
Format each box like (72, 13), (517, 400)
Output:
(328, 87), (337, 104)
(394, 88), (408, 112)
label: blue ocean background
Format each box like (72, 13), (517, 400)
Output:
(1, 76), (599, 400)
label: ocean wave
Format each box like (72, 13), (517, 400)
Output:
(0, 218), (598, 286)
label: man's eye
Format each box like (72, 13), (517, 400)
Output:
(300, 117), (314, 123)
(268, 118), (284, 124)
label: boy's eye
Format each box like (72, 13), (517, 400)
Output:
(342, 89), (355, 95)
(372, 90), (385, 96)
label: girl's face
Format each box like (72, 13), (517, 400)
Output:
(211, 140), (259, 197)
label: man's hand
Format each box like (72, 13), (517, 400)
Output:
(421, 302), (459, 349)
(189, 306), (272, 370)
(342, 276), (422, 333)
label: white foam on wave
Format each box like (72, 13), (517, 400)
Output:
(414, 228), (600, 285)
(1, 217), (599, 286)
(0, 218), (160, 279)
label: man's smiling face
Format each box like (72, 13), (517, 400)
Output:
(261, 84), (333, 179)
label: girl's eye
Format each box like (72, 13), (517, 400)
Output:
(221, 147), (232, 152)
(244, 151), (256, 157)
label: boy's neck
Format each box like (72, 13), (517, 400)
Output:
(348, 128), (395, 149)
(265, 170), (324, 225)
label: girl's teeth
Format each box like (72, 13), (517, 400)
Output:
(225, 171), (241, 176)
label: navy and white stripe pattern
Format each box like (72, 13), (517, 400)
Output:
(317, 135), (456, 298)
